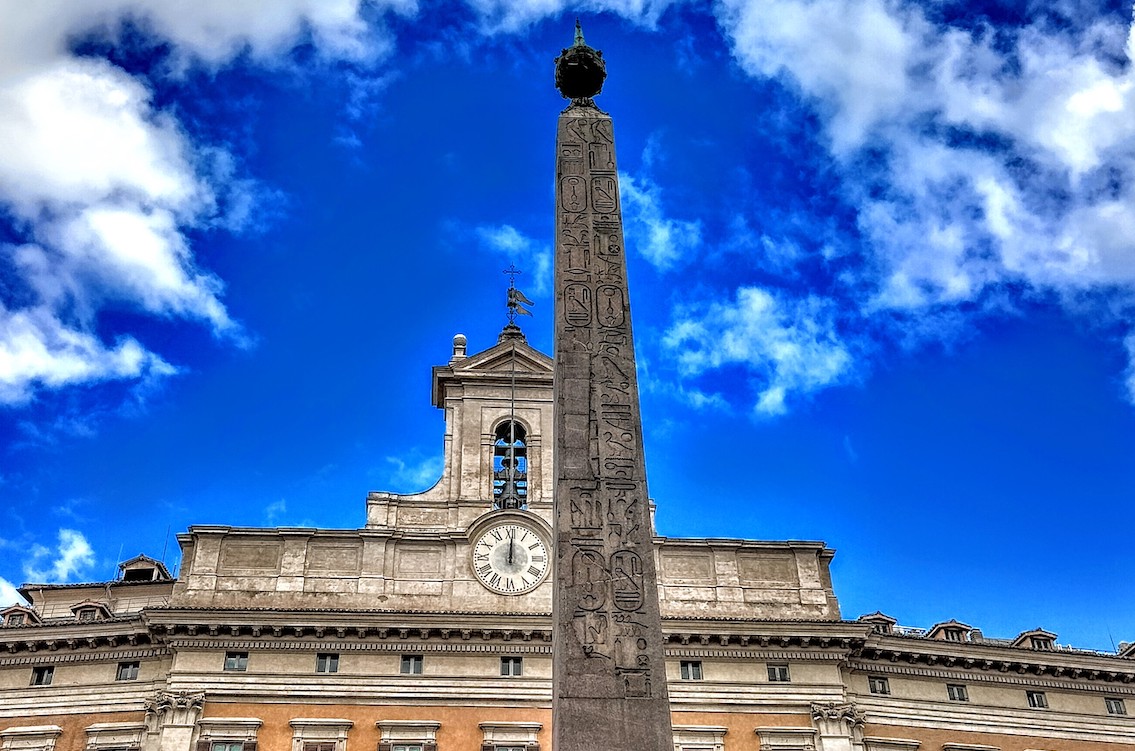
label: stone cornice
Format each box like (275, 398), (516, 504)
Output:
(853, 634), (1135, 684)
(850, 659), (1135, 693)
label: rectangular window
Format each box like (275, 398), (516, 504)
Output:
(303, 743), (335, 751)
(947, 683), (969, 702)
(679, 660), (703, 681)
(31, 666), (54, 686)
(7, 613), (25, 626)
(868, 675), (890, 695)
(400, 654), (423, 675)
(78, 609), (97, 622)
(116, 661), (140, 681)
(1106, 697), (1127, 715)
(316, 653), (339, 674)
(223, 651), (248, 671)
(211, 744), (244, 751)
(500, 656), (523, 677)
(767, 664), (790, 682)
(1027, 690), (1048, 709)
(391, 746), (423, 751)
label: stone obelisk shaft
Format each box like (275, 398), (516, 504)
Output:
(552, 102), (673, 751)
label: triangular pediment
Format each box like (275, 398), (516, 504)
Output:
(457, 342), (553, 375)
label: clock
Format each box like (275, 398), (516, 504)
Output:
(471, 522), (550, 595)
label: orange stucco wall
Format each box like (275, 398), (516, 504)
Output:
(0, 711), (145, 751)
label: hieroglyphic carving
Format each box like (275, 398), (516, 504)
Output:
(553, 101), (673, 751)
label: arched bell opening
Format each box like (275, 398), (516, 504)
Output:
(492, 420), (528, 509)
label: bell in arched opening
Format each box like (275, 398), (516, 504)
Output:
(492, 420), (528, 509)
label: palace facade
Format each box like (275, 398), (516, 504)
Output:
(2, 328), (1133, 751)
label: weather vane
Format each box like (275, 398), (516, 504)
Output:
(503, 264), (535, 324)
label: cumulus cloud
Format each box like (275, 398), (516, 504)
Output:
(703, 0), (1135, 408)
(475, 224), (552, 297)
(24, 529), (96, 583)
(664, 287), (853, 415)
(620, 172), (702, 270)
(0, 0), (410, 406)
(0, 576), (20, 607)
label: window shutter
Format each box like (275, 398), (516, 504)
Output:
(242, 742), (258, 751)
(423, 744), (438, 751)
(195, 742), (211, 751)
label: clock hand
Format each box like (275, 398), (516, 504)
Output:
(508, 529), (515, 565)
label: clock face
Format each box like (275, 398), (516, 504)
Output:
(471, 523), (550, 595)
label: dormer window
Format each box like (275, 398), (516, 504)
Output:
(943, 628), (964, 642)
(1030, 636), (1053, 650)
(492, 421), (528, 509)
(6, 613), (25, 626)
(78, 608), (97, 622)
(70, 600), (111, 623)
(123, 566), (156, 582)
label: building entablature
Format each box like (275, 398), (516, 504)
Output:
(853, 635), (1135, 685)
(0, 613), (156, 657)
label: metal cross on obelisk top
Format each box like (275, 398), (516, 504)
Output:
(550, 22), (674, 751)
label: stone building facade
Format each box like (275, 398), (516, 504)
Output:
(2, 329), (1133, 751)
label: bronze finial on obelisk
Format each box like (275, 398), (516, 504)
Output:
(551, 22), (674, 751)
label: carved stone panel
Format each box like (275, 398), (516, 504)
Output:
(552, 103), (673, 751)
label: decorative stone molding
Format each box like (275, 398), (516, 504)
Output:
(810, 702), (866, 728)
(289, 718), (352, 751)
(754, 726), (816, 751)
(376, 720), (440, 751)
(84, 721), (146, 750)
(144, 690), (206, 730)
(942, 744), (1000, 751)
(862, 738), (920, 751)
(196, 718), (261, 751)
(672, 724), (726, 751)
(478, 721), (541, 750)
(0, 725), (63, 751)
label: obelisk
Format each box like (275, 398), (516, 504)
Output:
(551, 23), (674, 751)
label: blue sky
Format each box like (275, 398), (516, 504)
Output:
(1, 1), (1133, 652)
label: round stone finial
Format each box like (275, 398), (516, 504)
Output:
(554, 20), (606, 100)
(452, 333), (468, 361)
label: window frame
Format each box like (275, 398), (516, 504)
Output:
(7, 613), (25, 626)
(315, 653), (339, 674)
(1026, 690), (1049, 709)
(946, 683), (969, 702)
(868, 675), (890, 695)
(679, 660), (703, 681)
(223, 651), (249, 672)
(115, 661), (140, 681)
(767, 663), (791, 682)
(500, 656), (523, 677)
(400, 654), (424, 675)
(31, 665), (54, 686)
(1106, 697), (1127, 716)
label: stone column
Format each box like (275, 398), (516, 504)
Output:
(551, 34), (673, 751)
(810, 702), (866, 751)
(144, 691), (205, 751)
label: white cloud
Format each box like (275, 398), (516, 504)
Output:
(714, 0), (1135, 404)
(265, 498), (287, 526)
(0, 576), (20, 607)
(0, 1), (410, 406)
(385, 455), (443, 492)
(475, 224), (552, 297)
(664, 287), (853, 415)
(620, 172), (702, 270)
(24, 529), (96, 583)
(0, 305), (175, 405)
(465, 0), (676, 33)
